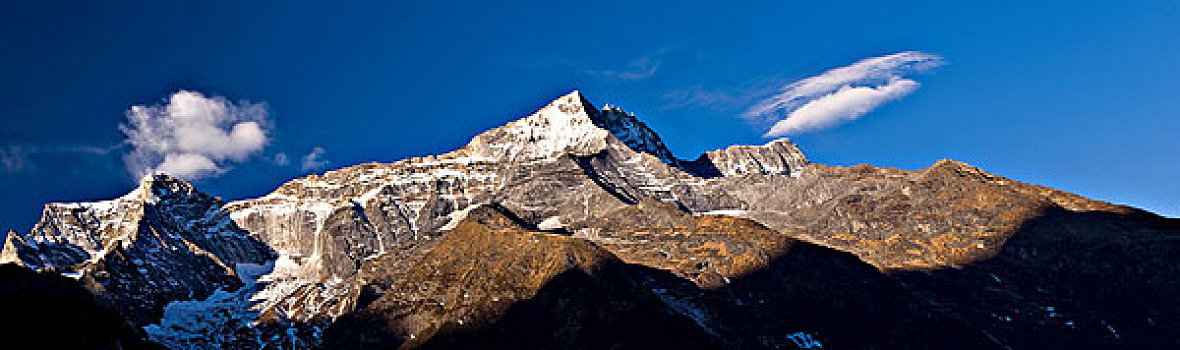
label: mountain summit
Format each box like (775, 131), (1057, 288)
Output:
(458, 90), (678, 166)
(2, 91), (1177, 349)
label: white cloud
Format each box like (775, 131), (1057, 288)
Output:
(155, 153), (224, 179)
(120, 90), (271, 180)
(765, 78), (919, 136)
(745, 51), (945, 137)
(300, 147), (329, 172)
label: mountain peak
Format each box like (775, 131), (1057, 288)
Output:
(565, 89), (585, 100)
(458, 91), (679, 165)
(127, 172), (206, 203)
(456, 91), (607, 162)
(137, 172), (186, 187)
(536, 90), (593, 116)
(0, 231), (27, 266)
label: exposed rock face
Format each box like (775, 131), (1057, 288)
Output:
(0, 174), (274, 325)
(591, 102), (680, 166)
(4, 90), (1178, 349)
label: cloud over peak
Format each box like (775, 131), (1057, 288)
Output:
(120, 90), (271, 180)
(745, 51), (945, 137)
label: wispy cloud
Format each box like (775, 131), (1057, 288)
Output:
(300, 147), (329, 172)
(744, 51), (945, 137)
(0, 144), (116, 174)
(120, 90), (272, 180)
(518, 48), (669, 82)
(661, 85), (745, 111)
(588, 54), (662, 81)
(660, 76), (788, 111)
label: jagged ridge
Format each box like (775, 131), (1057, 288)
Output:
(1, 173), (274, 325)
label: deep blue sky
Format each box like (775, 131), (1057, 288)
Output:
(2, 0), (1178, 230)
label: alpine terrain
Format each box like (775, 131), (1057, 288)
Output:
(2, 91), (1177, 349)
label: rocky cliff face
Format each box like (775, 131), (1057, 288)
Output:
(4, 90), (1177, 349)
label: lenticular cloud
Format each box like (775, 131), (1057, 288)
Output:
(120, 90), (271, 180)
(744, 51), (945, 137)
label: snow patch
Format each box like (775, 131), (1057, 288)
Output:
(439, 204), (481, 231)
(651, 287), (717, 337)
(235, 261), (275, 285)
(537, 216), (565, 230)
(354, 186), (384, 208)
(696, 210), (749, 217)
(786, 331), (824, 349)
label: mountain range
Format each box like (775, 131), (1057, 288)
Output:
(2, 91), (1177, 349)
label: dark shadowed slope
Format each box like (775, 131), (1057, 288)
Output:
(0, 263), (166, 349)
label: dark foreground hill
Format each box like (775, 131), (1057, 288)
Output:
(0, 263), (166, 349)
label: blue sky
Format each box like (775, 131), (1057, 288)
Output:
(1, 0), (1178, 230)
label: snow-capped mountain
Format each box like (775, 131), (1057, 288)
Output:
(1, 173), (274, 325)
(3, 91), (1178, 349)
